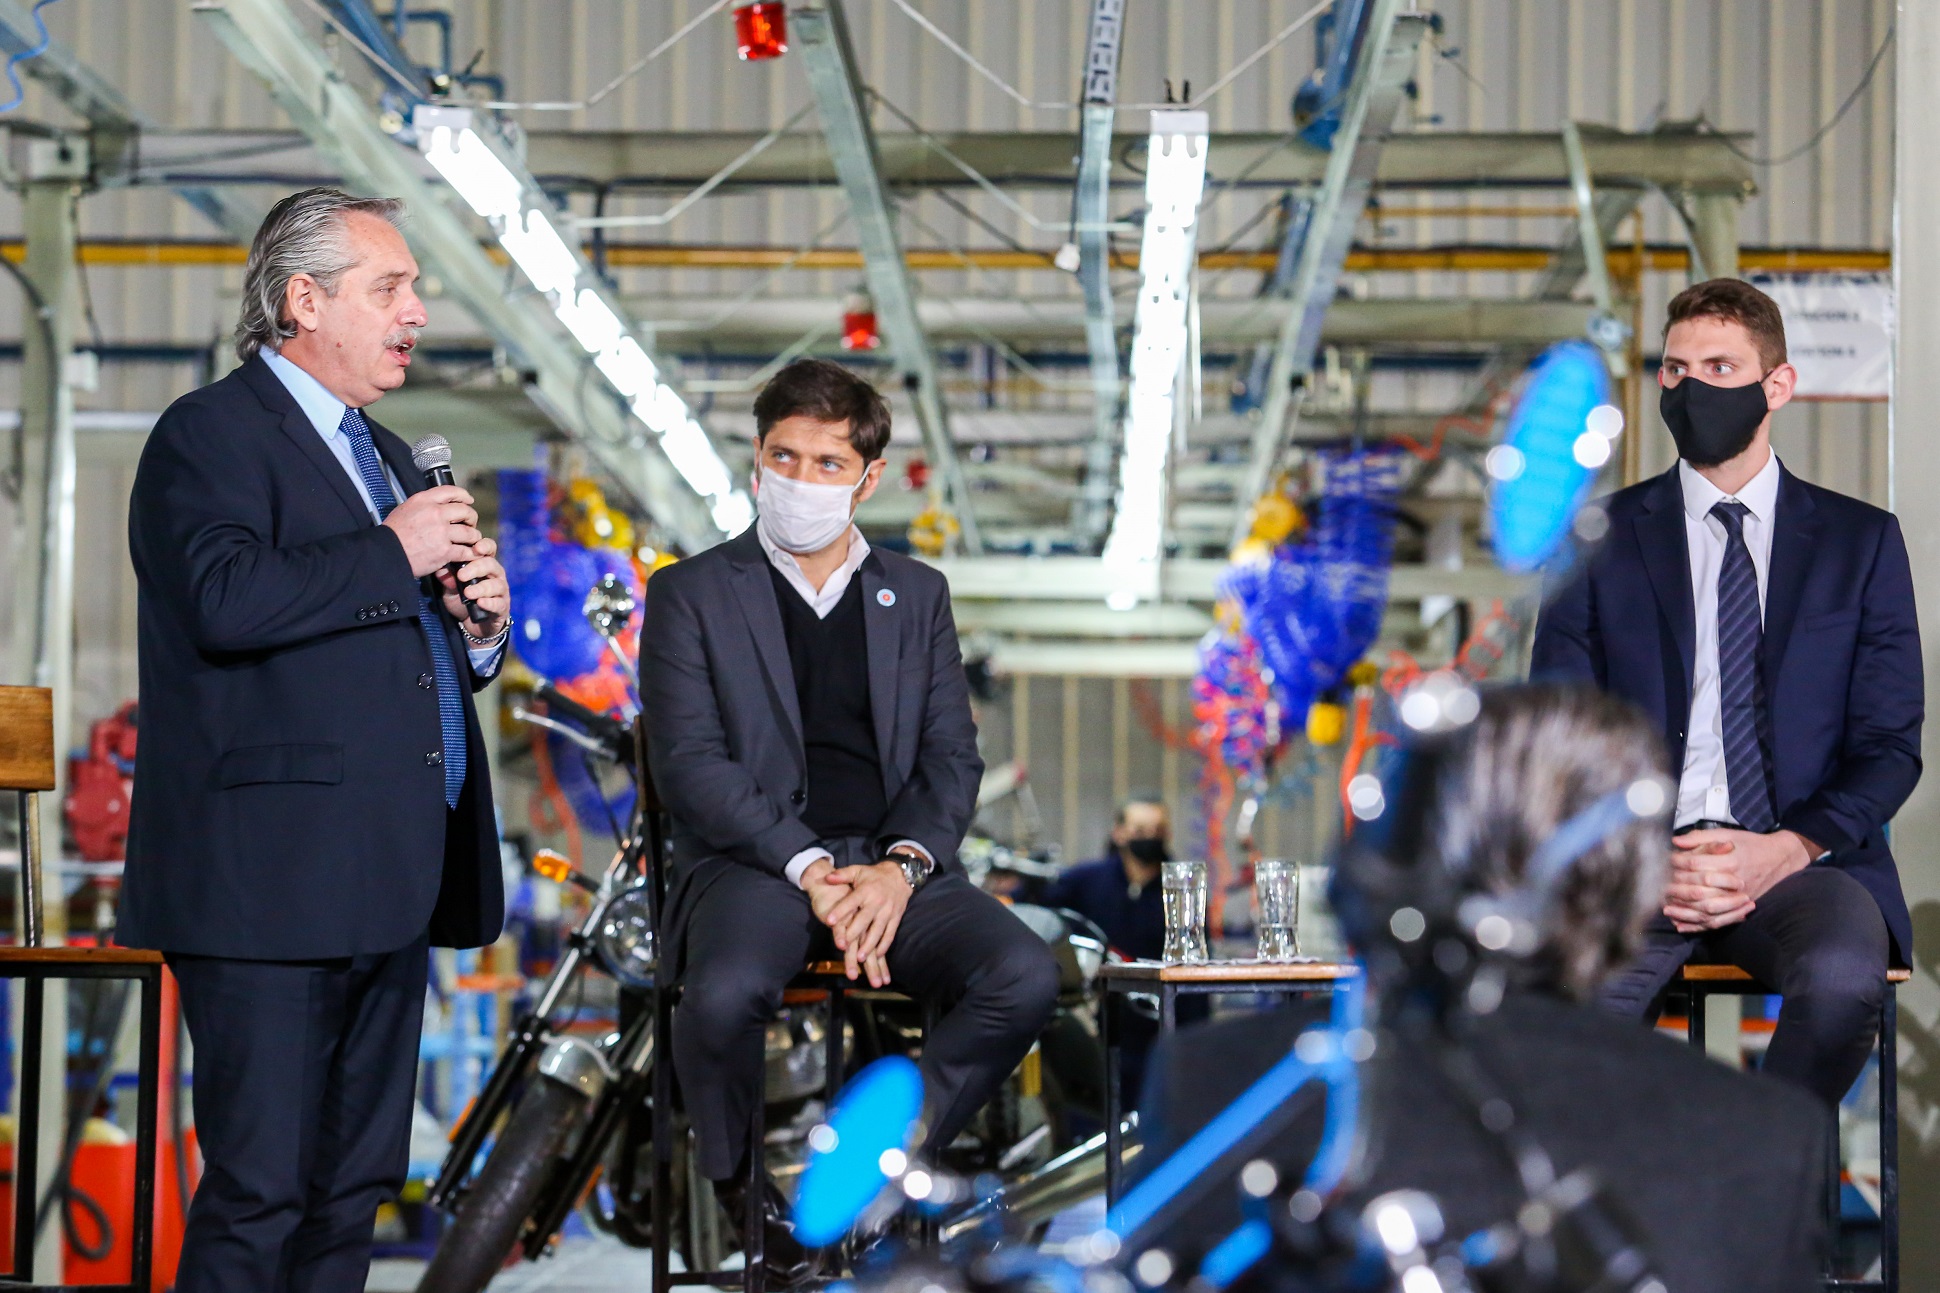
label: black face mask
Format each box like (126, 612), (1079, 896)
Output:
(1124, 837), (1169, 866)
(1659, 373), (1770, 467)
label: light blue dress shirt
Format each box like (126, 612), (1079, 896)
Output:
(260, 347), (505, 674)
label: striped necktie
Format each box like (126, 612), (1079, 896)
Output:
(341, 407), (468, 810)
(1711, 500), (1776, 833)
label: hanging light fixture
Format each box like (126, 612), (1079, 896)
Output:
(1100, 109), (1209, 608)
(734, 3), (789, 61)
(416, 105), (753, 536)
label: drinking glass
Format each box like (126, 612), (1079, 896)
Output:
(1161, 861), (1209, 965)
(1254, 859), (1299, 962)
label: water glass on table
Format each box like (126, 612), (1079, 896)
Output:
(1254, 858), (1299, 962)
(1161, 860), (1209, 965)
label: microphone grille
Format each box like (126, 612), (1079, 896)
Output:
(410, 434), (453, 472)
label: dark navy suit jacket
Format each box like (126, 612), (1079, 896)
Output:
(1530, 464), (1921, 960)
(1043, 855), (1166, 962)
(121, 356), (505, 959)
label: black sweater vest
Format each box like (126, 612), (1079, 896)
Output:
(769, 564), (887, 840)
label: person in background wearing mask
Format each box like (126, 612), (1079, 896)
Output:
(1044, 796), (1173, 961)
(1042, 796), (1205, 1099)
(1532, 278), (1921, 1110)
(641, 358), (1058, 1279)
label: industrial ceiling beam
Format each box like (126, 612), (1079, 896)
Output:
(192, 0), (724, 550)
(519, 128), (1758, 195)
(121, 126), (1758, 196)
(0, 0), (260, 239)
(1234, 5), (1430, 539)
(621, 294), (1597, 348)
(926, 556), (1531, 606)
(1070, 0), (1126, 545)
(792, 0), (981, 552)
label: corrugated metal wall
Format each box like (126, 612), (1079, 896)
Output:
(0, 1), (1898, 861)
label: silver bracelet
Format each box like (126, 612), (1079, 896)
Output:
(463, 616), (513, 650)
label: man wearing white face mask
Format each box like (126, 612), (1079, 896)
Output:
(641, 359), (1059, 1272)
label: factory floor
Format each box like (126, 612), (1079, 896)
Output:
(367, 1236), (660, 1291)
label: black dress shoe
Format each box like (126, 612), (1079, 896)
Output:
(713, 1176), (819, 1285)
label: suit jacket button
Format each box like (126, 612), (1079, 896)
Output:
(390, 600), (401, 613)
(427, 751), (443, 766)
(357, 609), (368, 621)
(418, 673), (434, 689)
(790, 790), (805, 805)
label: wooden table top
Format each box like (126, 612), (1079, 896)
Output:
(1099, 959), (1359, 984)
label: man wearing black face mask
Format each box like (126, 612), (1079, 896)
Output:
(1044, 796), (1205, 1097)
(1531, 278), (1921, 1110)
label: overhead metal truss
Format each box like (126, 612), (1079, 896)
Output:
(1233, 2), (1428, 541)
(102, 126), (1760, 198)
(792, 0), (981, 552)
(0, 0), (260, 239)
(192, 0), (726, 549)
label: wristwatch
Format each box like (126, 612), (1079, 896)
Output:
(888, 848), (934, 892)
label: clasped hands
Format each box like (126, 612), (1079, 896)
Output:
(1663, 827), (1819, 933)
(801, 856), (914, 988)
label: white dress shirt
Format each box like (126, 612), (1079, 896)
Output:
(260, 347), (506, 675)
(1675, 452), (1780, 828)
(756, 522), (931, 888)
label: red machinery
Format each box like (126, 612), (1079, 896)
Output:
(66, 703), (137, 862)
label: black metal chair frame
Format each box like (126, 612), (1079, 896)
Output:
(1681, 967), (1902, 1293)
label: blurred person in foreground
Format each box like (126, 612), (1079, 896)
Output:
(1137, 684), (1827, 1293)
(123, 188), (509, 1292)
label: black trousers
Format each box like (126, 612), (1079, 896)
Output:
(1600, 864), (1888, 1107)
(675, 849), (1060, 1180)
(167, 935), (429, 1293)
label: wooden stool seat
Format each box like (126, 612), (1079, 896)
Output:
(0, 946), (164, 967)
(1681, 964), (1910, 985)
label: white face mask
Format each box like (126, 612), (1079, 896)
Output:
(754, 465), (870, 554)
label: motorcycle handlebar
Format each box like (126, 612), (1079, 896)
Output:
(532, 683), (634, 765)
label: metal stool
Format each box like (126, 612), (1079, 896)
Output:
(0, 685), (165, 1291)
(1680, 963), (1910, 1293)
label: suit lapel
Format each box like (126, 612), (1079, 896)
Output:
(1633, 467), (1696, 710)
(861, 556), (901, 782)
(725, 534), (805, 752)
(1762, 467), (1821, 677)
(237, 357), (373, 527)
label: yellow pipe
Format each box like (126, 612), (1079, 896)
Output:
(0, 240), (1892, 274)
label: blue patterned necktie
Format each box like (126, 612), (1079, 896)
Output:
(341, 407), (468, 809)
(1712, 500), (1776, 832)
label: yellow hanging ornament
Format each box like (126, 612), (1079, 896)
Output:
(1306, 701), (1347, 746)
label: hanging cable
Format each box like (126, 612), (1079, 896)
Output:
(1711, 23), (1894, 167)
(0, 0), (61, 115)
(482, 0), (735, 112)
(884, 0), (1332, 114)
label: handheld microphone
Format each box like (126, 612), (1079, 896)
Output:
(410, 433), (493, 624)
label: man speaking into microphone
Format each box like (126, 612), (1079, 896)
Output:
(122, 188), (510, 1293)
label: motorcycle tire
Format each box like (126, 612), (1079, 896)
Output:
(416, 1077), (593, 1293)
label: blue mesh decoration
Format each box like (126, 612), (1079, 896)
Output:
(1219, 447), (1407, 719)
(1490, 341), (1614, 573)
(498, 468), (634, 681)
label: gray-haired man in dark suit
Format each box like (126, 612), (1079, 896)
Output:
(641, 359), (1059, 1266)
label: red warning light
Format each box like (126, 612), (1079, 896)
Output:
(840, 289), (880, 351)
(734, 4), (788, 61)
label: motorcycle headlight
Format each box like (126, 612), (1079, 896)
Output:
(594, 884), (656, 988)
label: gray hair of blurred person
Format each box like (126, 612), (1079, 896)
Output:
(234, 187), (406, 363)
(1429, 684), (1671, 1001)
